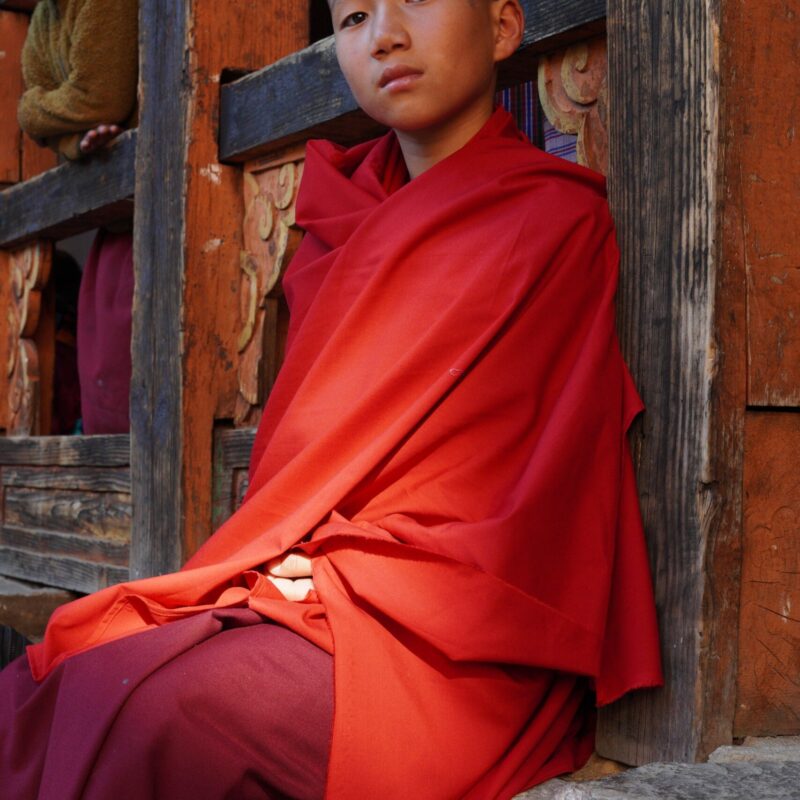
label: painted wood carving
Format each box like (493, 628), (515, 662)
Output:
(6, 242), (51, 436)
(537, 36), (608, 175)
(237, 145), (305, 426)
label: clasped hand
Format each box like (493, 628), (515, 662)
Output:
(265, 552), (314, 601)
(79, 123), (123, 155)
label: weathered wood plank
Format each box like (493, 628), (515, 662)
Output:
(0, 525), (129, 566)
(0, 435), (129, 466)
(2, 466), (131, 492)
(211, 426), (255, 531)
(0, 546), (128, 594)
(737, 3), (800, 406)
(736, 411), (800, 736)
(0, 129), (136, 248)
(0, 11), (26, 184)
(4, 487), (131, 540)
(217, 427), (256, 468)
(219, 0), (606, 162)
(178, 0), (308, 561)
(597, 0), (731, 764)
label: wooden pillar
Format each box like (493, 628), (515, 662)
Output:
(131, 0), (307, 578)
(726, 0), (800, 737)
(597, 0), (742, 763)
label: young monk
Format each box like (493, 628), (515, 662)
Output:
(18, 0), (138, 435)
(0, 1), (663, 797)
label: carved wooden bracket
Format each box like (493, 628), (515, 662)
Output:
(6, 242), (51, 436)
(537, 36), (609, 175)
(237, 145), (305, 426)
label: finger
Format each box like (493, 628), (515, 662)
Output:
(266, 552), (313, 578)
(267, 576), (314, 601)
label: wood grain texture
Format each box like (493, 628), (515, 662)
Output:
(0, 439), (132, 593)
(130, 0), (189, 579)
(0, 251), (10, 432)
(0, 526), (129, 566)
(737, 4), (800, 406)
(0, 546), (128, 594)
(4, 488), (131, 540)
(736, 411), (800, 735)
(219, 0), (606, 162)
(597, 0), (728, 764)
(178, 0), (307, 562)
(34, 278), (54, 435)
(0, 11), (26, 184)
(0, 130), (135, 248)
(216, 426), (256, 469)
(3, 466), (131, 492)
(211, 425), (255, 530)
(131, 0), (308, 576)
(0, 434), (129, 466)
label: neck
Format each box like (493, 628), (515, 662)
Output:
(395, 101), (495, 179)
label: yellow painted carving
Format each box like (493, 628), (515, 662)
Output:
(237, 250), (259, 354)
(537, 36), (609, 175)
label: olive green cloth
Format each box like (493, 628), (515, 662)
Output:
(18, 0), (138, 161)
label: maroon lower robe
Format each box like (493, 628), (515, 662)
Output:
(0, 609), (332, 799)
(77, 228), (134, 434)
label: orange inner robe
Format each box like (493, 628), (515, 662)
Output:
(29, 109), (662, 799)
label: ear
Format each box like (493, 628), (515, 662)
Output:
(492, 0), (525, 64)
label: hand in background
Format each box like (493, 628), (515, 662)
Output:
(266, 552), (315, 601)
(79, 123), (123, 155)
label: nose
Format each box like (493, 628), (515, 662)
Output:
(369, 7), (411, 57)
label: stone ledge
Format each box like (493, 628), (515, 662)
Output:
(709, 736), (800, 764)
(517, 760), (800, 799)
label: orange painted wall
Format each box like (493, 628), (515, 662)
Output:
(723, 0), (800, 735)
(180, 1), (308, 558)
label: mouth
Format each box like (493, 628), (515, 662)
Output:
(378, 65), (423, 89)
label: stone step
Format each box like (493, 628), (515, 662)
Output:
(518, 754), (800, 800)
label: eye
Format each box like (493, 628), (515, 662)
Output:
(340, 11), (367, 28)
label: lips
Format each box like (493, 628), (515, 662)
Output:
(378, 64), (423, 89)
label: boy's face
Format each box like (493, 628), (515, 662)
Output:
(330, 0), (518, 138)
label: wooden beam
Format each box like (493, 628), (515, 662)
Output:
(0, 130), (136, 248)
(596, 0), (735, 765)
(0, 545), (129, 594)
(130, 0), (308, 578)
(219, 0), (606, 162)
(129, 0), (188, 580)
(0, 435), (129, 466)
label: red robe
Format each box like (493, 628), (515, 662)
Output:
(27, 108), (662, 798)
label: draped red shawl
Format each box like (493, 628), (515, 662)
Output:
(28, 109), (662, 798)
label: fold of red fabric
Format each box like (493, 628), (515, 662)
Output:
(28, 108), (662, 798)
